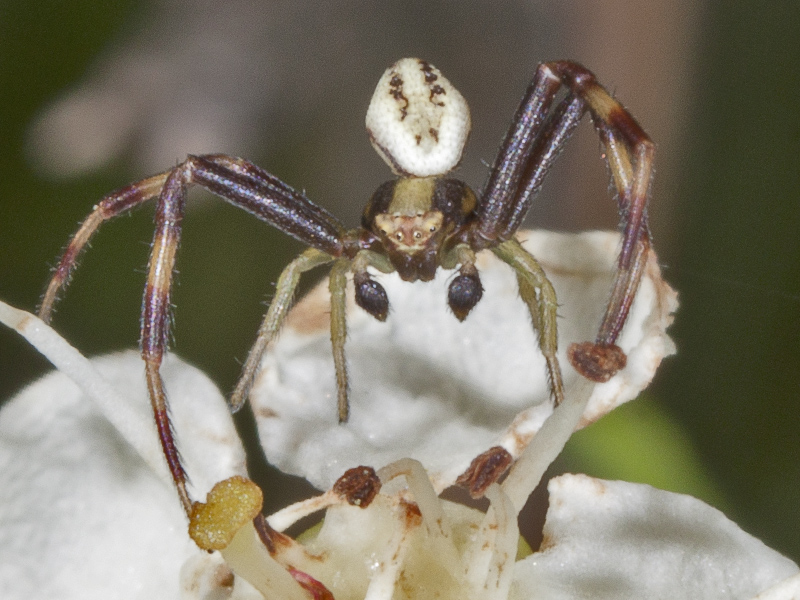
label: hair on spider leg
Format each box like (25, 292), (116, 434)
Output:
(40, 57), (655, 515)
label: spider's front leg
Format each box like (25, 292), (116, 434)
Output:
(475, 61), (655, 384)
(228, 248), (336, 413)
(231, 245), (396, 424)
(141, 156), (357, 514)
(42, 154), (353, 515)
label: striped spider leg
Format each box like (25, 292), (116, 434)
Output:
(470, 60), (654, 385)
(38, 154), (362, 514)
(39, 57), (654, 514)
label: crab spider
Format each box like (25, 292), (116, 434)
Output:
(39, 58), (654, 515)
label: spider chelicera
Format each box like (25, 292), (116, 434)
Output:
(39, 58), (654, 515)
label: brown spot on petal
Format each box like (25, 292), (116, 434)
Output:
(538, 532), (557, 552)
(213, 566), (235, 590)
(456, 446), (513, 498)
(567, 341), (627, 382)
(284, 283), (332, 334)
(253, 513), (293, 554)
(332, 466), (381, 508)
(400, 499), (423, 529)
(255, 405), (278, 420)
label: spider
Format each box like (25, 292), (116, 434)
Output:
(39, 58), (653, 516)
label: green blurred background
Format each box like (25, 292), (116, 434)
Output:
(1, 1), (798, 562)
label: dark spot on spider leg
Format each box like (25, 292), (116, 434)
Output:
(567, 341), (627, 382)
(456, 446), (513, 499)
(400, 499), (423, 528)
(606, 104), (650, 156)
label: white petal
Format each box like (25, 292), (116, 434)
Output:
(0, 349), (246, 600)
(749, 573), (800, 600)
(250, 230), (677, 491)
(511, 474), (799, 600)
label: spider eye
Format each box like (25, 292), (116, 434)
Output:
(396, 233), (403, 241)
(414, 231), (422, 239)
(429, 226), (436, 232)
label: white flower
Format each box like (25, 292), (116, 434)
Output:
(1, 231), (797, 600)
(252, 230), (676, 494)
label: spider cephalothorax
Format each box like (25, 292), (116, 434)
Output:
(39, 57), (654, 515)
(359, 176), (480, 309)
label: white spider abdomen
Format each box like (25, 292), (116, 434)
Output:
(366, 58), (471, 177)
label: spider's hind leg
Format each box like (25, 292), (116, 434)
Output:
(476, 62), (654, 384)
